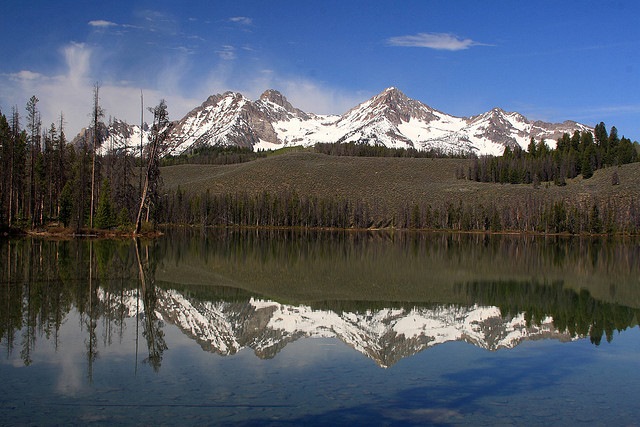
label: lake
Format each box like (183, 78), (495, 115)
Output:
(1, 229), (640, 425)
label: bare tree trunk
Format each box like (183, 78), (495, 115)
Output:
(89, 83), (104, 229)
(8, 129), (14, 228)
(135, 175), (150, 234)
(135, 133), (160, 234)
(90, 145), (96, 228)
(135, 99), (168, 234)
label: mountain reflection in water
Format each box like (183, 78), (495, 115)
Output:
(1, 230), (639, 372)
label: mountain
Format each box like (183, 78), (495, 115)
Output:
(77, 88), (591, 157)
(103, 288), (575, 368)
(71, 118), (149, 156)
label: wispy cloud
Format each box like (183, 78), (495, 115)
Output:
(387, 32), (490, 51)
(0, 42), (200, 139)
(238, 71), (368, 116)
(88, 19), (141, 31)
(8, 70), (45, 81)
(229, 16), (252, 26)
(88, 19), (119, 28)
(217, 45), (236, 61)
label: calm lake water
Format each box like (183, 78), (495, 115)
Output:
(1, 230), (640, 426)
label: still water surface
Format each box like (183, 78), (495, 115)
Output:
(1, 230), (640, 425)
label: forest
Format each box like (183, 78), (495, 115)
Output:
(461, 124), (638, 185)
(1, 92), (639, 235)
(0, 89), (168, 234)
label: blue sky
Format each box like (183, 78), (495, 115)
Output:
(1, 0), (639, 142)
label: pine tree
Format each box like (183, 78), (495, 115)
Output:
(0, 113), (10, 225)
(59, 182), (73, 227)
(527, 137), (537, 157)
(89, 83), (105, 228)
(94, 179), (115, 229)
(26, 96), (41, 228)
(582, 145), (595, 179)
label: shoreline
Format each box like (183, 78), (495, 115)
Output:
(2, 222), (638, 239)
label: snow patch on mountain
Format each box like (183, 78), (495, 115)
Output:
(88, 87), (592, 158)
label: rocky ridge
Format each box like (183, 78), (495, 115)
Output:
(78, 87), (591, 157)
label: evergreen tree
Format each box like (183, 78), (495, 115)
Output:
(607, 126), (619, 165)
(594, 122), (608, 149)
(10, 110), (27, 227)
(26, 96), (41, 227)
(617, 137), (637, 164)
(582, 145), (595, 179)
(95, 179), (115, 229)
(59, 181), (73, 227)
(527, 137), (537, 157)
(89, 83), (105, 228)
(0, 113), (10, 225)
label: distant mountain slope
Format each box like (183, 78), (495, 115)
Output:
(74, 87), (591, 157)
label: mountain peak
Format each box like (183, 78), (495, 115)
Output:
(259, 89), (291, 108)
(257, 89), (309, 123)
(377, 87), (408, 102)
(95, 87), (590, 157)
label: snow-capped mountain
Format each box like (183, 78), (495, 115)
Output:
(71, 118), (149, 156)
(101, 288), (574, 368)
(79, 88), (591, 157)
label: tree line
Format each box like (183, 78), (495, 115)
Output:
(314, 141), (469, 158)
(157, 188), (640, 235)
(461, 125), (639, 185)
(160, 145), (266, 166)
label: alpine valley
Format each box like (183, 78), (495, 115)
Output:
(86, 87), (591, 157)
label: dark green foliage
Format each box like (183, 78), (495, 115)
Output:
(160, 145), (266, 166)
(314, 141), (469, 158)
(0, 113), (11, 225)
(94, 179), (116, 229)
(58, 182), (73, 227)
(117, 207), (131, 228)
(157, 187), (640, 235)
(468, 125), (638, 185)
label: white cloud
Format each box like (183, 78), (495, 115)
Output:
(62, 42), (91, 87)
(387, 32), (489, 51)
(0, 37), (366, 141)
(229, 16), (252, 26)
(0, 42), (200, 139)
(238, 72), (368, 115)
(277, 80), (368, 115)
(88, 20), (119, 28)
(9, 70), (45, 81)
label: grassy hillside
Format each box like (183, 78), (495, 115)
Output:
(161, 151), (640, 214)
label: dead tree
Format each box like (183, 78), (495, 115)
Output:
(135, 100), (169, 234)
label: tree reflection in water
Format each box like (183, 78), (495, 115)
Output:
(135, 238), (167, 371)
(1, 232), (639, 376)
